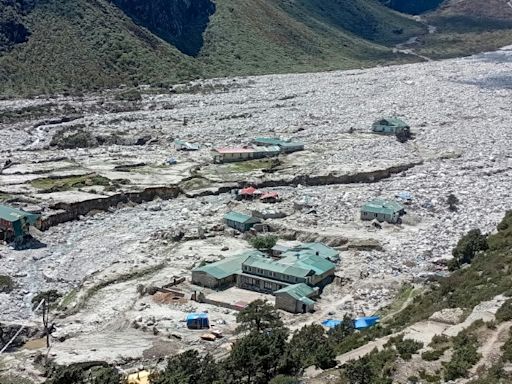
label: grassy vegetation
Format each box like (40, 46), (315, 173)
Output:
(229, 159), (276, 173)
(58, 288), (78, 310)
(417, 29), (512, 60)
(0, 103), (78, 124)
(416, 13), (512, 60)
(0, 0), (200, 96)
(0, 0), (424, 96)
(30, 174), (113, 193)
(179, 177), (212, 192)
(377, 283), (418, 319)
(388, 211), (512, 329)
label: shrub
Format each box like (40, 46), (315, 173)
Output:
(249, 235), (278, 250)
(501, 328), (512, 363)
(387, 335), (423, 360)
(495, 299), (512, 322)
(443, 332), (480, 380)
(50, 129), (98, 149)
(422, 348), (447, 361)
(269, 375), (300, 384)
(114, 88), (142, 101)
(0, 275), (15, 293)
(447, 194), (460, 212)
(31, 290), (62, 310)
(449, 229), (488, 270)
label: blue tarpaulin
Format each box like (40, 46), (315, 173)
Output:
(321, 316), (380, 330)
(354, 316), (380, 330)
(186, 313), (209, 329)
(321, 319), (342, 328)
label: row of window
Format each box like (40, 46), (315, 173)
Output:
(243, 265), (304, 283)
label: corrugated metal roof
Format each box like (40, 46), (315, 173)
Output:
(0, 205), (39, 224)
(375, 117), (409, 127)
(254, 137), (284, 145)
(280, 253), (335, 276)
(275, 283), (315, 301)
(288, 243), (339, 261)
(224, 211), (260, 224)
(361, 199), (404, 215)
(213, 147), (255, 154)
(244, 255), (312, 278)
(193, 251), (264, 279)
(186, 313), (208, 320)
(254, 138), (304, 148)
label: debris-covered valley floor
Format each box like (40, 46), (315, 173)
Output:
(1, 46), (511, 379)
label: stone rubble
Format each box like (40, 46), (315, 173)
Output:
(0, 47), (511, 364)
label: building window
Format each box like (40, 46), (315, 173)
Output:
(264, 281), (272, 290)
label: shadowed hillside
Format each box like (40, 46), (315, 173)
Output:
(0, 0), (426, 96)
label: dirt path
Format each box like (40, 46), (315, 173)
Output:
(470, 321), (512, 375)
(380, 286), (418, 323)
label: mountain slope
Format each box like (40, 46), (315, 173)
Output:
(0, 0), (426, 95)
(0, 0), (201, 96)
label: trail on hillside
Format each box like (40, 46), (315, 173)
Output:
(470, 320), (512, 375)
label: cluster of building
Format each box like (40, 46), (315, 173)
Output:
(192, 242), (339, 313)
(212, 137), (304, 164)
(237, 186), (280, 203)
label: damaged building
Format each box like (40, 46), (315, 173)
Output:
(0, 205), (41, 244)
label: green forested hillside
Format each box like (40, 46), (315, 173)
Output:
(0, 0), (425, 96)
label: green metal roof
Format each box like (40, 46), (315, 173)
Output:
(275, 283), (315, 300)
(280, 253), (336, 276)
(193, 250), (264, 279)
(374, 117), (409, 128)
(361, 199), (404, 215)
(244, 255), (313, 278)
(224, 211), (260, 224)
(288, 243), (339, 261)
(254, 137), (304, 147)
(0, 205), (40, 224)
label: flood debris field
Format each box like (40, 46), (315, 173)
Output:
(0, 47), (511, 370)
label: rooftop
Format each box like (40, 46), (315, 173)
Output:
(280, 253), (335, 276)
(254, 137), (304, 147)
(224, 211), (261, 224)
(244, 255), (313, 278)
(275, 283), (315, 302)
(0, 204), (40, 224)
(286, 242), (339, 261)
(374, 117), (409, 128)
(193, 250), (264, 279)
(361, 199), (404, 214)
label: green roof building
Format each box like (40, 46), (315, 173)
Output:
(238, 250), (335, 293)
(286, 242), (340, 262)
(253, 137), (304, 153)
(361, 199), (405, 224)
(192, 250), (265, 289)
(191, 242), (336, 295)
(0, 204), (40, 243)
(275, 283), (317, 313)
(224, 211), (261, 232)
(372, 118), (410, 135)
